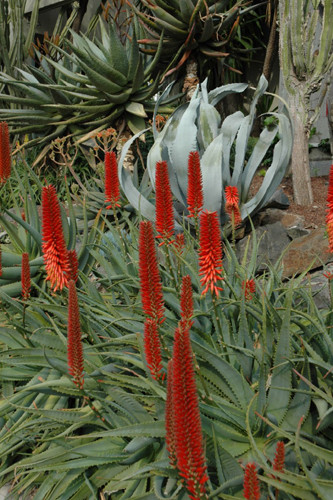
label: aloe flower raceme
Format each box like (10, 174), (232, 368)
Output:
(173, 233), (185, 255)
(225, 186), (242, 228)
(0, 121), (11, 184)
(139, 221), (165, 324)
(169, 320), (209, 499)
(242, 279), (256, 301)
(326, 164), (333, 252)
(67, 249), (79, 283)
(67, 280), (84, 389)
(105, 151), (120, 210)
(180, 275), (194, 327)
(143, 318), (163, 380)
(42, 185), (71, 292)
(273, 441), (285, 474)
(199, 210), (223, 296)
(187, 151), (203, 218)
(243, 463), (260, 500)
(21, 253), (31, 300)
(165, 359), (177, 468)
(155, 161), (175, 245)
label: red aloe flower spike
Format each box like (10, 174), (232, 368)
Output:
(326, 164), (333, 252)
(42, 184), (71, 292)
(225, 185), (242, 227)
(105, 151), (120, 209)
(172, 320), (209, 499)
(187, 151), (203, 218)
(67, 280), (84, 389)
(21, 252), (31, 300)
(139, 220), (165, 324)
(242, 279), (256, 301)
(199, 210), (224, 296)
(180, 275), (194, 327)
(155, 161), (175, 245)
(243, 463), (260, 500)
(0, 122), (11, 184)
(144, 318), (163, 380)
(165, 359), (177, 468)
(173, 233), (185, 254)
(273, 441), (285, 473)
(67, 249), (79, 283)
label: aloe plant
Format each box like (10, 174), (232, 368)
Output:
(0, 18), (177, 147)
(118, 75), (293, 227)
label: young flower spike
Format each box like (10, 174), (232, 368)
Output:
(326, 164), (333, 252)
(273, 441), (285, 474)
(105, 151), (120, 209)
(0, 121), (11, 184)
(243, 463), (260, 500)
(171, 320), (209, 499)
(144, 318), (163, 380)
(225, 185), (242, 227)
(67, 249), (79, 283)
(139, 220), (165, 324)
(242, 279), (256, 301)
(21, 252), (31, 300)
(180, 275), (194, 327)
(67, 280), (84, 389)
(199, 210), (223, 296)
(187, 151), (203, 218)
(165, 359), (177, 468)
(42, 184), (70, 292)
(155, 161), (175, 245)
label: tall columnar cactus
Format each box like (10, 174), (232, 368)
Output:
(279, 0), (333, 205)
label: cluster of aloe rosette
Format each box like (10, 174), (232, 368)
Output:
(1, 113), (333, 499)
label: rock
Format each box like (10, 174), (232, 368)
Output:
(264, 188), (290, 210)
(236, 222), (291, 272)
(282, 228), (333, 278)
(257, 209), (310, 240)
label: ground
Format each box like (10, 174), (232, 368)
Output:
(251, 174), (328, 229)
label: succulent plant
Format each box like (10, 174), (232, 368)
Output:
(118, 75), (293, 227)
(130, 0), (260, 80)
(0, 18), (176, 147)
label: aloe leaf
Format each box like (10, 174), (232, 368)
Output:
(208, 82), (248, 107)
(118, 129), (156, 221)
(168, 96), (200, 198)
(220, 110), (245, 186)
(266, 287), (292, 423)
(201, 133), (223, 213)
(241, 125), (279, 202)
(197, 100), (221, 150)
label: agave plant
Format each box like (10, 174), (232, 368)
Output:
(130, 0), (260, 80)
(118, 75), (293, 227)
(0, 18), (176, 147)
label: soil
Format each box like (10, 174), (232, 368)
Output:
(250, 174), (329, 229)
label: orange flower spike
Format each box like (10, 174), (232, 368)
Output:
(67, 280), (84, 389)
(172, 321), (209, 499)
(273, 441), (285, 474)
(155, 161), (175, 245)
(242, 279), (256, 301)
(187, 151), (203, 218)
(180, 275), (194, 327)
(42, 185), (70, 292)
(199, 211), (224, 296)
(67, 249), (79, 283)
(143, 318), (163, 381)
(243, 463), (260, 500)
(105, 151), (120, 209)
(326, 163), (333, 252)
(0, 121), (11, 184)
(225, 185), (242, 227)
(139, 220), (165, 324)
(165, 359), (177, 468)
(21, 252), (31, 300)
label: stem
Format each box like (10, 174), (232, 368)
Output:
(212, 294), (225, 353)
(164, 242), (178, 290)
(112, 205), (126, 255)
